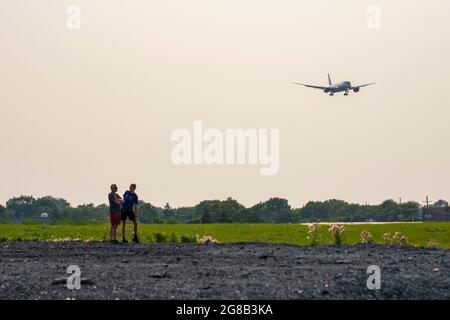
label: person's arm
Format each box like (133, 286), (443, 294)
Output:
(114, 194), (123, 205)
(134, 197), (138, 215)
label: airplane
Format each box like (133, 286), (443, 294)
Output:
(292, 74), (375, 96)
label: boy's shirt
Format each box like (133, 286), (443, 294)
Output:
(108, 192), (121, 212)
(121, 191), (138, 211)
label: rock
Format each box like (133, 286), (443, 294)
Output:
(149, 272), (171, 278)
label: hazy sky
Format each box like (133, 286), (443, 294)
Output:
(1, 0), (449, 208)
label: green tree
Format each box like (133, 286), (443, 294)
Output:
(201, 208), (211, 223)
(138, 201), (159, 223)
(250, 198), (291, 222)
(6, 195), (36, 219)
(433, 199), (448, 208)
(35, 196), (70, 210)
(162, 203), (173, 218)
(219, 210), (231, 223)
(273, 209), (296, 223)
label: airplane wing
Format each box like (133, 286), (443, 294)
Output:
(353, 82), (376, 89)
(292, 82), (326, 90)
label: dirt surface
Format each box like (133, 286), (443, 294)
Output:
(0, 242), (448, 300)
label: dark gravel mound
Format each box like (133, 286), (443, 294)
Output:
(0, 242), (448, 300)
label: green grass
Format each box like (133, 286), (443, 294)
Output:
(0, 222), (449, 248)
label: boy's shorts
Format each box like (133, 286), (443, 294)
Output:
(121, 209), (136, 221)
(110, 211), (121, 225)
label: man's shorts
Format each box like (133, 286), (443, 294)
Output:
(121, 209), (136, 221)
(110, 211), (121, 225)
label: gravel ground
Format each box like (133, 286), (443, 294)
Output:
(0, 242), (448, 300)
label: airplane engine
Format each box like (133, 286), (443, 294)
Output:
(324, 88), (330, 93)
(353, 87), (360, 93)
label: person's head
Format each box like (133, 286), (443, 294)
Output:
(110, 184), (118, 192)
(129, 183), (136, 193)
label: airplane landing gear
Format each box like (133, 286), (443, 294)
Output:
(344, 91), (349, 96)
(329, 93), (334, 96)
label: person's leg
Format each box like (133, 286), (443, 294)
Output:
(133, 219), (138, 236)
(132, 220), (139, 242)
(114, 212), (122, 241)
(109, 213), (114, 241)
(121, 210), (128, 242)
(130, 211), (139, 242)
(122, 220), (127, 241)
(132, 222), (139, 242)
(112, 223), (117, 241)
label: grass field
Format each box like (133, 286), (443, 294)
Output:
(0, 222), (449, 248)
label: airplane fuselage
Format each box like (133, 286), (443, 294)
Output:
(325, 81), (352, 93)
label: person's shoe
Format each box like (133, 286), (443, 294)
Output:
(111, 240), (119, 244)
(133, 235), (139, 243)
(122, 238), (128, 243)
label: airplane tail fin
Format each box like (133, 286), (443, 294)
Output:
(328, 73), (332, 85)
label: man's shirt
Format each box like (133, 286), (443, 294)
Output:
(121, 191), (138, 211)
(108, 192), (121, 212)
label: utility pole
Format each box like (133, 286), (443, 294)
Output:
(364, 201), (368, 222)
(423, 195), (432, 208)
(422, 196), (433, 222)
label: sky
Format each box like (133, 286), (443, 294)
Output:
(0, 0), (449, 208)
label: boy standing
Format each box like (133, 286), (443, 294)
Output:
(108, 184), (123, 243)
(121, 183), (139, 243)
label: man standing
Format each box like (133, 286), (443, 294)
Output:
(121, 183), (139, 243)
(108, 184), (123, 243)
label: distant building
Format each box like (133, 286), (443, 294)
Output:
(422, 207), (450, 222)
(37, 213), (49, 223)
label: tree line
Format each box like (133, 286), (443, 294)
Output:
(0, 195), (448, 224)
